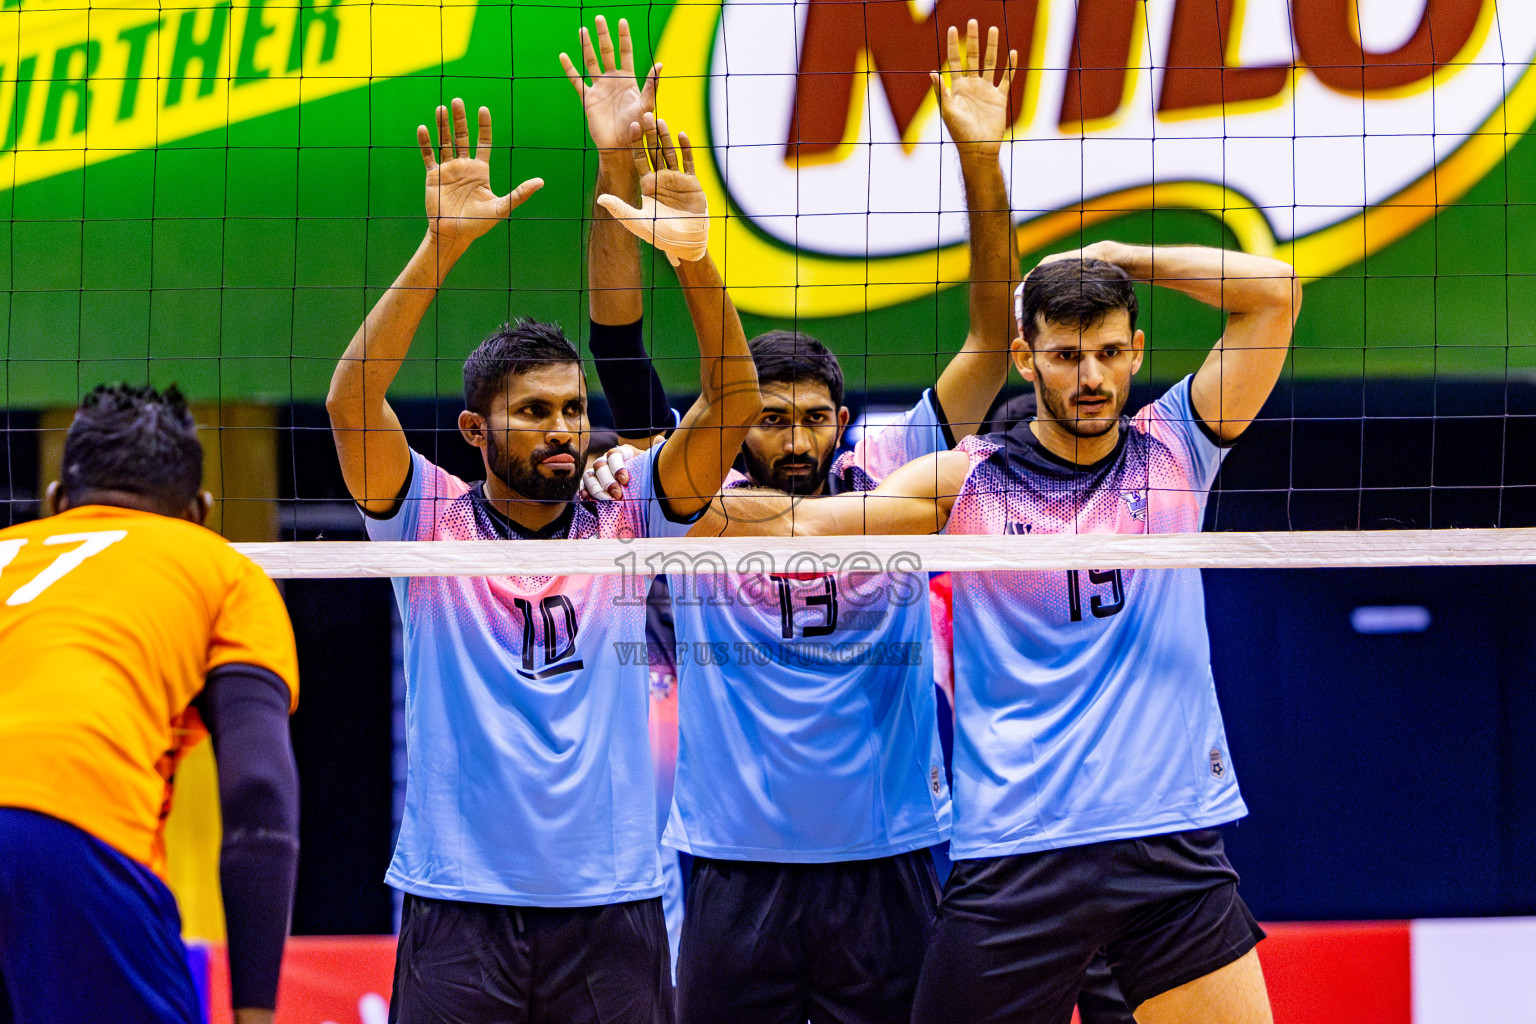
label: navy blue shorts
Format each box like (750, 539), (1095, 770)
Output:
(389, 893), (673, 1024)
(912, 828), (1264, 1024)
(677, 850), (941, 1024)
(0, 807), (202, 1024)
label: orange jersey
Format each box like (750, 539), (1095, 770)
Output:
(0, 505), (298, 876)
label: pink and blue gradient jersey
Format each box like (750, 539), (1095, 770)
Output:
(653, 391), (953, 862)
(944, 376), (1247, 859)
(365, 446), (672, 907)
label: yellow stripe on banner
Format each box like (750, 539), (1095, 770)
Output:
(164, 742), (225, 942)
(0, 0), (476, 191)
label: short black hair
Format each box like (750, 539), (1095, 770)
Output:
(61, 383), (202, 507)
(1018, 257), (1138, 346)
(749, 330), (844, 408)
(463, 317), (582, 415)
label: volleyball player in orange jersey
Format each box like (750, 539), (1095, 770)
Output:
(0, 384), (300, 1024)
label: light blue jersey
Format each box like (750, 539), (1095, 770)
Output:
(943, 377), (1247, 858)
(366, 447), (673, 906)
(656, 391), (953, 862)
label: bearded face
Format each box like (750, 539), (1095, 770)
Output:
(466, 363), (589, 504)
(1023, 310), (1141, 440)
(487, 429), (583, 502)
(741, 380), (847, 496)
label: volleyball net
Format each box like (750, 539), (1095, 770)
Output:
(3, 0), (1535, 563)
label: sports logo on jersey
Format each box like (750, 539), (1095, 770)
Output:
(1004, 521), (1033, 536)
(1210, 748), (1226, 779)
(1122, 489), (1148, 523)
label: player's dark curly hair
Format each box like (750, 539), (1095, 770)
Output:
(749, 330), (845, 408)
(1018, 257), (1139, 347)
(61, 383), (203, 507)
(463, 317), (583, 416)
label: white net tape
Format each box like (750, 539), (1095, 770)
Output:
(235, 529), (1536, 579)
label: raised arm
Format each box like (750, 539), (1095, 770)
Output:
(689, 449), (970, 538)
(599, 115), (761, 515)
(325, 100), (543, 512)
(1089, 241), (1301, 442)
(562, 16), (671, 443)
(933, 20), (1020, 441)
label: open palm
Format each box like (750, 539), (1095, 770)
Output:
(562, 16), (660, 153)
(419, 99), (542, 247)
(596, 114), (709, 265)
(932, 21), (1016, 156)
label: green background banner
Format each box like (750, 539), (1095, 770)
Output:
(4, 0), (1535, 410)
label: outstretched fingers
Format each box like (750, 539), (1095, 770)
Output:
(946, 25), (962, 79)
(594, 15), (617, 74)
(640, 112), (664, 169)
(435, 104), (452, 164)
(677, 131), (696, 176)
(474, 106), (492, 161)
(619, 19), (636, 74)
(983, 24), (999, 80)
(641, 62), (661, 107)
(500, 177), (546, 217)
(654, 118), (681, 172)
(999, 50), (1018, 95)
(965, 19), (980, 74)
(579, 25), (601, 78)
(559, 51), (586, 100)
(451, 98), (470, 160)
(417, 124), (436, 171)
(626, 120), (651, 179)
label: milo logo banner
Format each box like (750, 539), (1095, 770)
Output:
(4, 0), (1532, 406)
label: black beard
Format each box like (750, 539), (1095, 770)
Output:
(1039, 386), (1122, 438)
(742, 447), (832, 496)
(486, 432), (581, 503)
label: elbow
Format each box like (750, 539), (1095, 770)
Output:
(1266, 263), (1304, 323)
(324, 379), (349, 425)
(223, 763), (300, 841)
(325, 379), (362, 432)
(1286, 274), (1305, 324)
(719, 388), (763, 431)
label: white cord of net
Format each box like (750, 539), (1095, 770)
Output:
(234, 528), (1536, 579)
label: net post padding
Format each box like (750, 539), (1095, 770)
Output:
(234, 529), (1536, 579)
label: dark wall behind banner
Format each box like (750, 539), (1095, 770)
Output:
(285, 576), (398, 935)
(1211, 565), (1536, 922)
(4, 1), (1536, 409)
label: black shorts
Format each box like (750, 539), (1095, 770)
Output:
(676, 850), (940, 1024)
(388, 893), (673, 1024)
(912, 828), (1264, 1024)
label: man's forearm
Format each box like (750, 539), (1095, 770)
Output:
(674, 254), (756, 413)
(328, 233), (464, 420)
(1100, 242), (1297, 318)
(589, 156), (644, 325)
(697, 489), (946, 538)
(960, 150), (1016, 351)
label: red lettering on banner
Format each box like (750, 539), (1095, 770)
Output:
(786, 0), (1040, 161)
(1158, 0), (1289, 115)
(1058, 0), (1139, 126)
(1293, 0), (1485, 94)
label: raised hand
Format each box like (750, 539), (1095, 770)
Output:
(417, 98), (543, 249)
(931, 20), (1016, 157)
(596, 113), (709, 267)
(561, 16), (660, 155)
